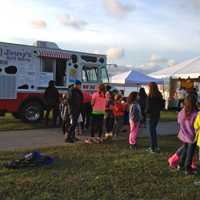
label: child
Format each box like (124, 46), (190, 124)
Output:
(177, 94), (198, 175)
(105, 90), (114, 138)
(113, 94), (124, 137)
(128, 92), (141, 150)
(60, 94), (71, 139)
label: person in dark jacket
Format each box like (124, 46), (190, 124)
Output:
(138, 87), (147, 127)
(44, 80), (60, 126)
(66, 80), (83, 143)
(146, 82), (164, 153)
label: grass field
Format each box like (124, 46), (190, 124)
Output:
(0, 136), (200, 200)
(0, 111), (177, 132)
(0, 113), (46, 131)
(160, 110), (177, 122)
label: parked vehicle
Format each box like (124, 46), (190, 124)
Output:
(0, 41), (109, 122)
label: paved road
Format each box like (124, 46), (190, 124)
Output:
(0, 122), (178, 151)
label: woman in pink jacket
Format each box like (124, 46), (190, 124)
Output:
(90, 84), (106, 137)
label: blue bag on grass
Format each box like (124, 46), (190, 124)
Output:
(4, 151), (54, 169)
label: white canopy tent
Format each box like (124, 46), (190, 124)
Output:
(149, 57), (200, 108)
(150, 56), (200, 79)
(111, 70), (164, 96)
(111, 70), (164, 86)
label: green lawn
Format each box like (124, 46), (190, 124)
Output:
(0, 113), (46, 131)
(0, 111), (177, 132)
(0, 136), (199, 200)
(160, 111), (177, 122)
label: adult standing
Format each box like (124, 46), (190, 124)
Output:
(91, 84), (106, 138)
(66, 80), (83, 143)
(138, 87), (147, 127)
(146, 82), (164, 153)
(44, 80), (60, 127)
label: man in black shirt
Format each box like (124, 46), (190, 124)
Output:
(44, 80), (60, 126)
(66, 80), (83, 143)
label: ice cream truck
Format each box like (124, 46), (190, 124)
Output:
(0, 41), (109, 122)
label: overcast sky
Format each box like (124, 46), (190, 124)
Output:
(1, 0), (200, 73)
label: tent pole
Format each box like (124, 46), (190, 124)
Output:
(124, 83), (126, 97)
(162, 83), (164, 95)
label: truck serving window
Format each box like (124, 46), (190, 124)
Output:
(82, 66), (98, 82)
(42, 58), (54, 72)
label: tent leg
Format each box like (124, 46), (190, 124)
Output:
(162, 83), (164, 94)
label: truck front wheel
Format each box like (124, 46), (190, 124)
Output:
(12, 112), (21, 119)
(21, 102), (44, 123)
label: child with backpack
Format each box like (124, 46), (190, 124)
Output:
(128, 92), (141, 150)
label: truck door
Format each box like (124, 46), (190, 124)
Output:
(55, 59), (67, 86)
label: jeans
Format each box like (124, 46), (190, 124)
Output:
(141, 110), (146, 125)
(179, 143), (196, 171)
(67, 112), (80, 141)
(149, 116), (160, 150)
(81, 103), (92, 130)
(91, 114), (104, 137)
(45, 104), (59, 126)
(105, 110), (114, 133)
(113, 116), (123, 136)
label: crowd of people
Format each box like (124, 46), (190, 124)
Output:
(43, 80), (200, 175)
(43, 80), (164, 149)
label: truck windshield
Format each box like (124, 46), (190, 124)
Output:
(101, 67), (109, 83)
(82, 66), (98, 82)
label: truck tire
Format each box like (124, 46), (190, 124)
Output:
(21, 101), (44, 123)
(12, 112), (21, 119)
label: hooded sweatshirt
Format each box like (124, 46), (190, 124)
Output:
(178, 108), (198, 143)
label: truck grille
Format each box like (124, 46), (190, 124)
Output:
(0, 75), (16, 99)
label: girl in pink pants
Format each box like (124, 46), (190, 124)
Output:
(128, 92), (141, 150)
(129, 121), (140, 147)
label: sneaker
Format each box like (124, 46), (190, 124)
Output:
(154, 147), (160, 153)
(184, 170), (195, 176)
(145, 147), (151, 152)
(194, 180), (200, 186)
(74, 137), (80, 141)
(145, 147), (154, 153)
(65, 138), (74, 143)
(129, 144), (137, 150)
(177, 165), (184, 171)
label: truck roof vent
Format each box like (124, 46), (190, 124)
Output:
(34, 41), (60, 49)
